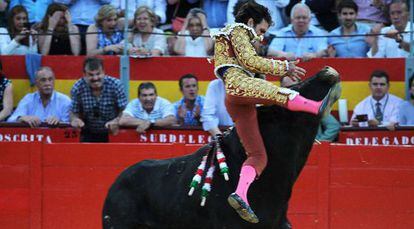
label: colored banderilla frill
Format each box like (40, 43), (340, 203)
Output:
(215, 139), (229, 181)
(188, 135), (229, 206)
(200, 160), (215, 206)
(188, 154), (208, 196)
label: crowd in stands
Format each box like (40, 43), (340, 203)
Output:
(1, 56), (413, 143)
(0, 0), (410, 57)
(0, 0), (413, 144)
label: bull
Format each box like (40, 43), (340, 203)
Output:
(102, 66), (341, 228)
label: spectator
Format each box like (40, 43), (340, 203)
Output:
(53, 0), (111, 55)
(70, 57), (128, 142)
(174, 74), (205, 126)
(371, 0), (411, 58)
(227, 0), (289, 34)
(0, 61), (13, 121)
(202, 0), (228, 29)
(398, 75), (414, 126)
(285, 0), (339, 32)
(9, 0), (52, 24)
(327, 0), (371, 57)
(119, 82), (176, 133)
(7, 66), (71, 127)
(354, 0), (391, 28)
(166, 0), (200, 33)
(86, 4), (124, 56)
(267, 3), (328, 61)
(281, 76), (340, 142)
(351, 70), (403, 130)
(316, 114), (341, 141)
(0, 5), (38, 55)
(0, 0), (8, 27)
(111, 0), (167, 25)
(124, 6), (167, 57)
(37, 3), (81, 55)
(173, 8), (213, 57)
(200, 79), (233, 136)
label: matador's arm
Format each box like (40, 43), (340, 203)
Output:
(229, 26), (288, 76)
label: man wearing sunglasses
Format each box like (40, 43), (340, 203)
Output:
(351, 70), (403, 130)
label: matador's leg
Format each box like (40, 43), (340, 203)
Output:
(224, 67), (323, 114)
(225, 92), (263, 224)
(224, 67), (324, 224)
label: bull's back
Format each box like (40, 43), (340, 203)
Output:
(103, 151), (208, 227)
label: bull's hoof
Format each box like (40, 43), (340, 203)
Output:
(228, 193), (259, 224)
(318, 83), (341, 117)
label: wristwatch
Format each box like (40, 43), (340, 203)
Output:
(149, 120), (155, 128)
(395, 34), (403, 43)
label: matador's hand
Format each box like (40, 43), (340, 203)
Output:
(286, 60), (306, 81)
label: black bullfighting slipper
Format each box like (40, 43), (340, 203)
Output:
(227, 193), (259, 223)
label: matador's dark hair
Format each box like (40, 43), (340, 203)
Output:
(234, 1), (273, 26)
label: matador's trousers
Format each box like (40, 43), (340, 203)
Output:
(223, 67), (293, 176)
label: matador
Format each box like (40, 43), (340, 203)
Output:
(211, 1), (332, 224)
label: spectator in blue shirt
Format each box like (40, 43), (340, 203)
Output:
(398, 75), (414, 126)
(200, 79), (233, 136)
(268, 3), (328, 61)
(174, 74), (205, 126)
(202, 0), (228, 29)
(8, 66), (71, 127)
(119, 82), (176, 133)
(70, 57), (128, 142)
(327, 0), (371, 57)
(10, 0), (52, 24)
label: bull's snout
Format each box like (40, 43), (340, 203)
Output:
(324, 66), (339, 77)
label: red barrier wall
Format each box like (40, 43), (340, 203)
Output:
(1, 142), (414, 229)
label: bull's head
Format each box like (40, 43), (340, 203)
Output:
(291, 66), (341, 117)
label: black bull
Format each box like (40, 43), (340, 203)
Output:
(103, 67), (341, 229)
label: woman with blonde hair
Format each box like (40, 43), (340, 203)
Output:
(86, 4), (124, 55)
(124, 6), (166, 57)
(37, 3), (81, 55)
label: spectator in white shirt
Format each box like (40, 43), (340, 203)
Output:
(0, 5), (38, 55)
(119, 82), (176, 133)
(200, 79), (233, 136)
(173, 8), (213, 57)
(351, 70), (403, 130)
(111, 0), (167, 24)
(124, 6), (167, 57)
(370, 0), (411, 58)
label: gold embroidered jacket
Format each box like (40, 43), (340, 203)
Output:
(212, 23), (288, 79)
